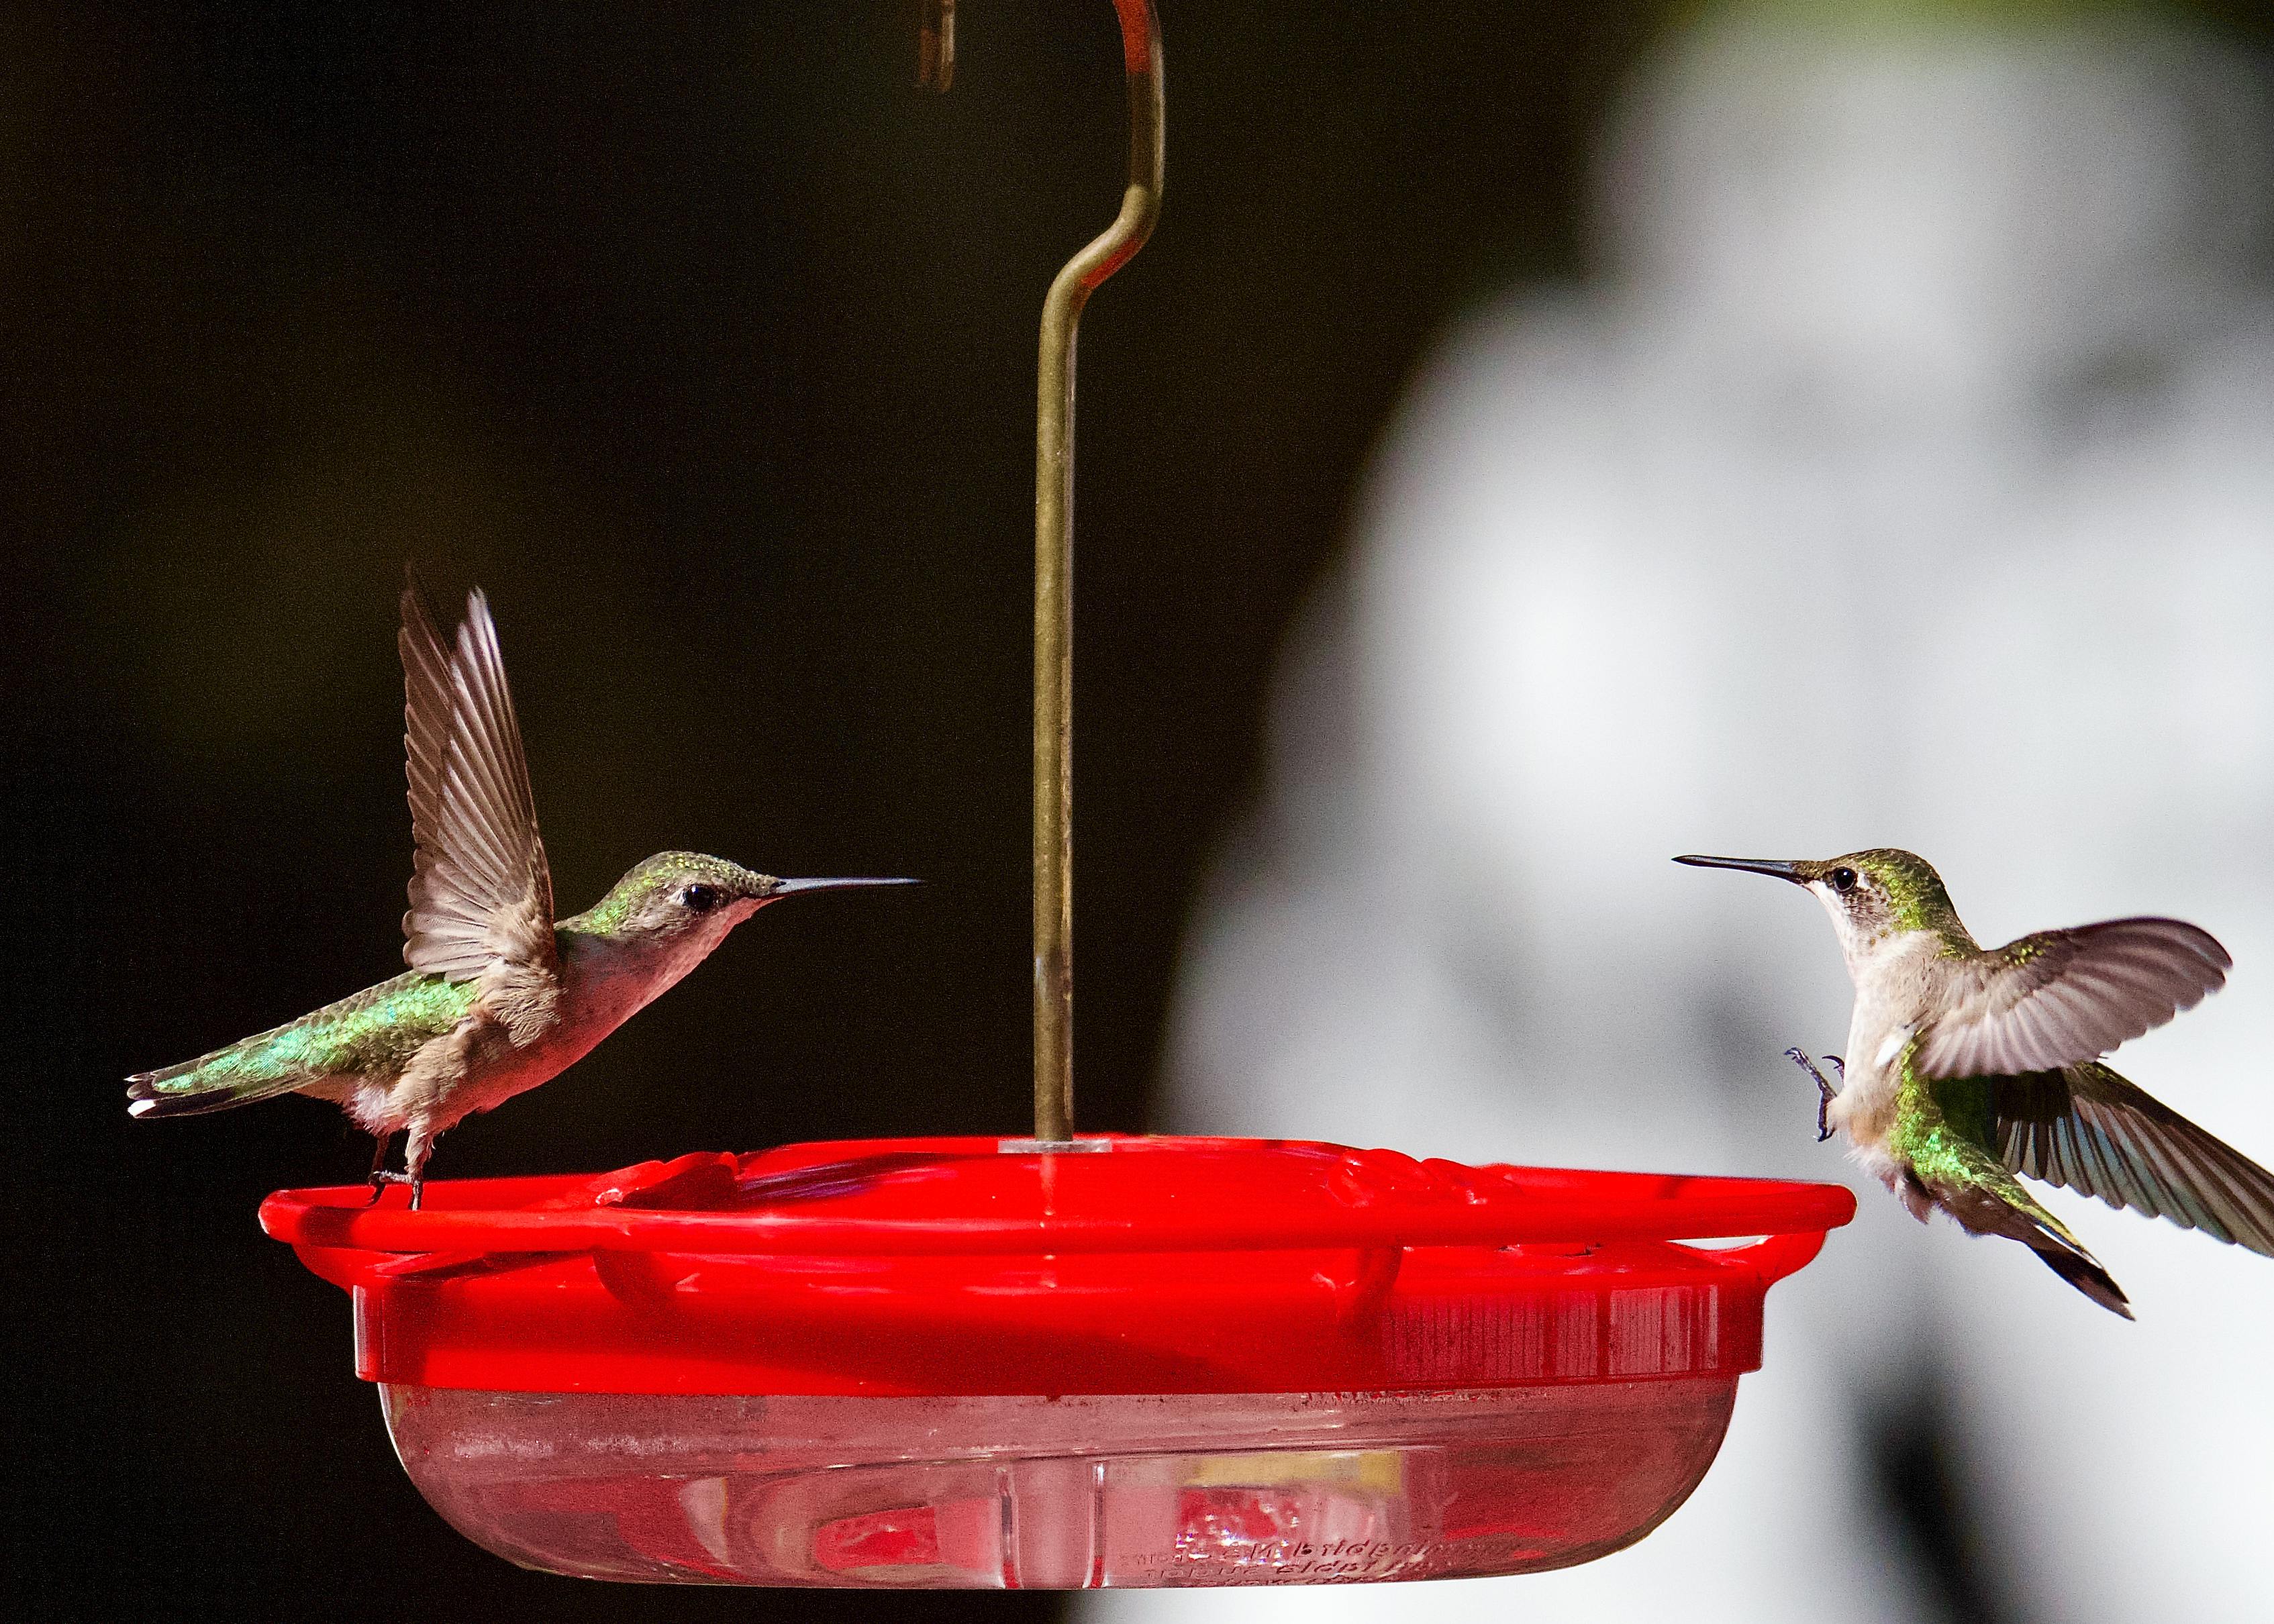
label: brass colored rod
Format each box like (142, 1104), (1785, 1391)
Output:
(918, 0), (954, 92)
(1033, 1), (1163, 1142)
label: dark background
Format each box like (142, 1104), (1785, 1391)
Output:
(7, 3), (2270, 1621)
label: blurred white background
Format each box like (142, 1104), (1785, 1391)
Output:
(1093, 2), (2274, 1620)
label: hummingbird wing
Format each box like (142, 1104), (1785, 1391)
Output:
(1997, 1062), (2274, 1259)
(1912, 917), (2229, 1078)
(399, 583), (558, 986)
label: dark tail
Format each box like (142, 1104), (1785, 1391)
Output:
(2027, 1240), (2134, 1320)
(1934, 1164), (2135, 1321)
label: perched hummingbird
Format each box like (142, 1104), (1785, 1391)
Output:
(127, 581), (913, 1207)
(1675, 849), (2274, 1317)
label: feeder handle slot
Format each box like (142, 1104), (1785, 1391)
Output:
(1695, 1229), (1829, 1288)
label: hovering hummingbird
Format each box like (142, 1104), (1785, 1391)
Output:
(1675, 849), (2274, 1317)
(128, 580), (913, 1207)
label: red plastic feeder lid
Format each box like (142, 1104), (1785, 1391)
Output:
(260, 1135), (1855, 1398)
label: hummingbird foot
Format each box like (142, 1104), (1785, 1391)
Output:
(367, 1168), (423, 1209)
(364, 1133), (401, 1205)
(1785, 1048), (1842, 1144)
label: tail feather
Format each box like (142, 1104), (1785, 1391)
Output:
(2027, 1239), (2134, 1320)
(126, 1041), (317, 1119)
(1929, 1159), (2135, 1319)
(128, 971), (458, 1123)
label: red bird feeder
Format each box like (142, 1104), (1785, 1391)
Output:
(262, 1), (1856, 1587)
(264, 1137), (1850, 1587)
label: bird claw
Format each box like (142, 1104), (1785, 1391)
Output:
(1785, 1048), (1842, 1144)
(367, 1169), (424, 1211)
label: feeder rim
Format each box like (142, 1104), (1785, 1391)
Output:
(259, 1135), (1856, 1263)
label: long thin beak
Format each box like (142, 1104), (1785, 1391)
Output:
(770, 876), (921, 897)
(1672, 854), (1809, 884)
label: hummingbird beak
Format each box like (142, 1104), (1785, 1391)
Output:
(1672, 854), (1810, 884)
(769, 876), (922, 897)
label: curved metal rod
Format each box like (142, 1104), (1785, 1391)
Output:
(920, 2), (1161, 1141)
(1032, 1), (1163, 1142)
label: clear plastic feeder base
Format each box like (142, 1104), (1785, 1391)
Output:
(383, 1382), (1734, 1588)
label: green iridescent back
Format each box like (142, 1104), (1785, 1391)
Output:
(1888, 1037), (2075, 1241)
(131, 971), (479, 1107)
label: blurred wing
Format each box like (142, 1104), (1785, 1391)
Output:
(400, 586), (557, 982)
(1914, 917), (2229, 1078)
(1997, 1064), (2274, 1258)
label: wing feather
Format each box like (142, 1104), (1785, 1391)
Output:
(400, 586), (558, 982)
(399, 574), (454, 899)
(1997, 1064), (2274, 1258)
(1915, 917), (2229, 1078)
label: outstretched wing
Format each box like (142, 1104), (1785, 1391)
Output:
(399, 581), (557, 984)
(1914, 917), (2229, 1078)
(401, 574), (454, 875)
(1997, 1062), (2274, 1259)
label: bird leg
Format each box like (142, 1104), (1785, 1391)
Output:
(1785, 1048), (1842, 1143)
(367, 1127), (428, 1212)
(364, 1133), (401, 1206)
(396, 1123), (436, 1212)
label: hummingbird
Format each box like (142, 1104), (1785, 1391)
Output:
(127, 580), (913, 1207)
(1675, 849), (2274, 1317)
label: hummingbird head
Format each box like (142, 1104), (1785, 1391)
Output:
(570, 852), (916, 958)
(1673, 848), (1973, 962)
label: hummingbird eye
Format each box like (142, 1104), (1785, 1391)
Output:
(679, 883), (723, 913)
(1828, 867), (1859, 894)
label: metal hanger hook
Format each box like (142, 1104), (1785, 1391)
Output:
(919, 3), (1164, 1143)
(918, 1), (955, 92)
